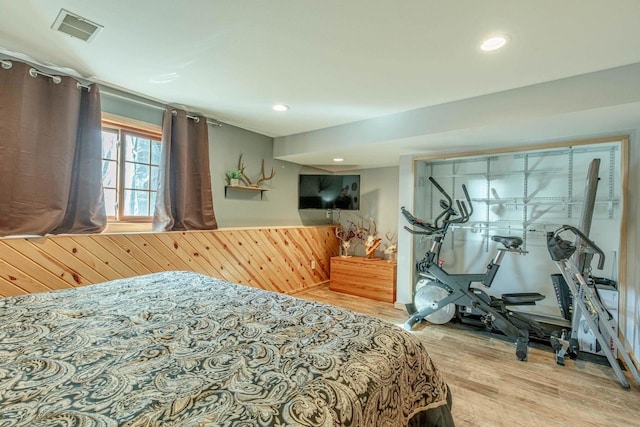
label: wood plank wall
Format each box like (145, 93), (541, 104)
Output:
(0, 226), (339, 298)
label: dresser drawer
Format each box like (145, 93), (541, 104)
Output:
(329, 256), (396, 302)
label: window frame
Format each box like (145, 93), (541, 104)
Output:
(101, 116), (162, 223)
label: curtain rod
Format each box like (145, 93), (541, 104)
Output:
(101, 89), (222, 127)
(29, 67), (91, 90)
(1, 59), (91, 90)
(1, 56), (223, 128)
(171, 109), (222, 127)
(101, 89), (166, 111)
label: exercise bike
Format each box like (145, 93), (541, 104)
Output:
(402, 177), (546, 361)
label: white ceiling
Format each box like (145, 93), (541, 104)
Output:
(2, 0), (640, 168)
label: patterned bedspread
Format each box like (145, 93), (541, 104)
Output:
(0, 271), (452, 426)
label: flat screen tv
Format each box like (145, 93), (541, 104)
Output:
(298, 174), (360, 210)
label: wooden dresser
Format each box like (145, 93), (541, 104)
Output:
(329, 256), (397, 303)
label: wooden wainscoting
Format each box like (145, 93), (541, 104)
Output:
(0, 226), (339, 298)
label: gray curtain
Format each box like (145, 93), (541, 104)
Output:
(153, 109), (217, 231)
(0, 61), (106, 237)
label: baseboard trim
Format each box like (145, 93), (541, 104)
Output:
(394, 301), (407, 311)
(288, 281), (330, 295)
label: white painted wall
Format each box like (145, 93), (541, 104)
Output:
(397, 155), (416, 305)
(334, 167), (400, 258)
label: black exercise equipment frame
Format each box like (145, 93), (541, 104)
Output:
(402, 177), (546, 361)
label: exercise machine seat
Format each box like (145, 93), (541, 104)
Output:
(492, 235), (523, 249)
(501, 292), (545, 305)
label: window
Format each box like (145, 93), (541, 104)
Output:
(101, 122), (162, 221)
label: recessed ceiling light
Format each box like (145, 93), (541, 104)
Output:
(272, 104), (289, 112)
(480, 36), (508, 51)
(333, 158), (344, 162)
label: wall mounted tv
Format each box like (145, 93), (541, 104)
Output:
(298, 174), (360, 210)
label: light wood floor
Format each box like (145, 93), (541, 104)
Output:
(296, 285), (640, 427)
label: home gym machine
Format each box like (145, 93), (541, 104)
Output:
(547, 225), (640, 388)
(542, 158), (639, 388)
(402, 177), (547, 361)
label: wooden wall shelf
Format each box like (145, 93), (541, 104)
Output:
(330, 256), (397, 303)
(224, 185), (269, 199)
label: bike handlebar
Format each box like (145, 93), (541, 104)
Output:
(429, 177), (452, 208)
(402, 225), (439, 236)
(401, 177), (473, 233)
(401, 207), (438, 233)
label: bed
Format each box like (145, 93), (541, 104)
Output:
(0, 271), (453, 426)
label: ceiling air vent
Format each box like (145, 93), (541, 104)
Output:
(52, 9), (103, 43)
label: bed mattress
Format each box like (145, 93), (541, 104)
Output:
(0, 271), (453, 426)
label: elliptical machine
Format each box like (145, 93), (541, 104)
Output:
(402, 177), (546, 361)
(547, 225), (640, 388)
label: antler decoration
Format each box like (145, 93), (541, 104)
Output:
(237, 153), (247, 178)
(335, 221), (359, 257)
(358, 217), (381, 259)
(334, 213), (385, 259)
(383, 232), (398, 262)
(238, 153), (276, 187)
